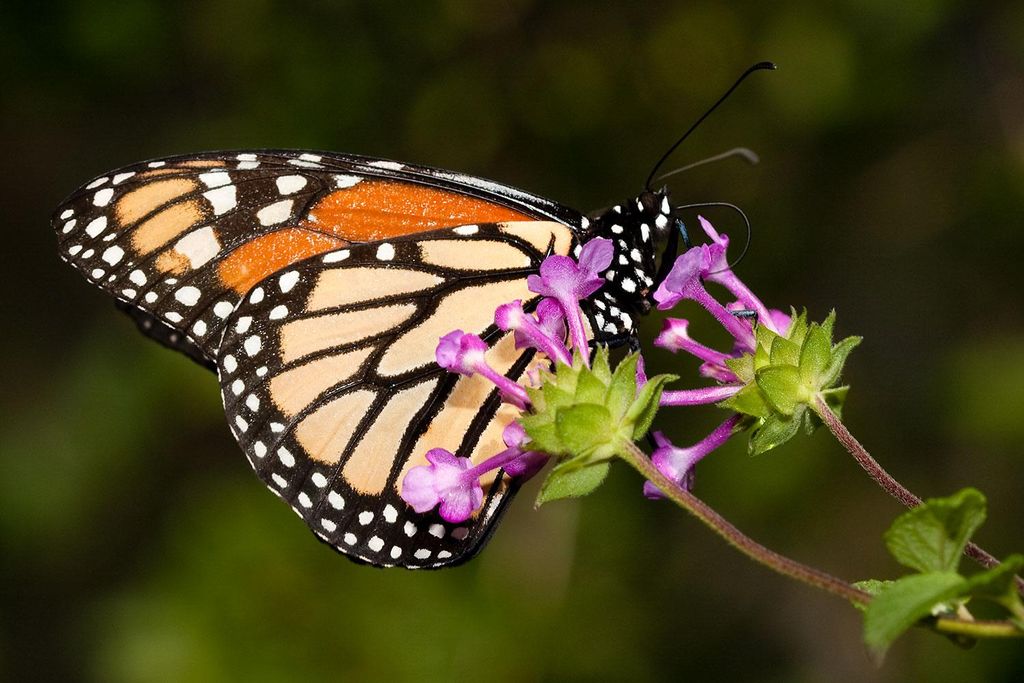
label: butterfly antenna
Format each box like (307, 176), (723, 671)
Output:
(644, 61), (776, 191)
(674, 201), (752, 273)
(655, 147), (759, 182)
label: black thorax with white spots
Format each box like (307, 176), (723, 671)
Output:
(578, 189), (674, 340)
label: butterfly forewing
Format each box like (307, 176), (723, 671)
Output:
(53, 151), (582, 365)
(217, 221), (577, 568)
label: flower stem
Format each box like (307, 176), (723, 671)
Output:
(812, 395), (1024, 597)
(617, 437), (871, 605)
(932, 617), (1024, 640)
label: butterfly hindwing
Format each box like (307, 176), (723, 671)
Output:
(53, 151), (583, 365)
(217, 221), (577, 568)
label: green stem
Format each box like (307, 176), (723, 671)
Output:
(616, 437), (871, 606)
(812, 396), (1024, 597)
(932, 617), (1024, 640)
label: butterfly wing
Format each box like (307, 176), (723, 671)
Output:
(52, 151), (583, 365)
(217, 220), (577, 568)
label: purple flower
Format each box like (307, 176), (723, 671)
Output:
(402, 449), (484, 523)
(494, 299), (571, 366)
(653, 247), (755, 350)
(527, 238), (613, 358)
(498, 422), (549, 480)
(643, 416), (741, 499)
(436, 329), (488, 375)
(435, 330), (529, 408)
(401, 424), (550, 522)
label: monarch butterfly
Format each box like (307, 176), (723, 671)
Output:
(52, 65), (772, 569)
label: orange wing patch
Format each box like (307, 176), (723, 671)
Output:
(218, 228), (349, 295)
(303, 180), (535, 242)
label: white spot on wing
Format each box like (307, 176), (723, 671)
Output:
(453, 224), (479, 235)
(204, 185), (237, 215)
(86, 177), (108, 189)
(213, 300), (233, 318)
(276, 175), (308, 195)
(101, 246), (124, 265)
(93, 188), (114, 207)
(322, 249), (350, 263)
(376, 243), (395, 261)
(368, 160), (403, 170)
(85, 217), (107, 238)
(278, 270), (300, 293)
(174, 227), (221, 268)
(334, 175), (361, 188)
(199, 171), (231, 188)
(257, 199), (293, 226)
(174, 286), (201, 306)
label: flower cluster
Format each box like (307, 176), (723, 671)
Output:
(399, 239), (613, 523)
(401, 214), (858, 520)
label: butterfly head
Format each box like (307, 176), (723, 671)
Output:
(580, 188), (678, 339)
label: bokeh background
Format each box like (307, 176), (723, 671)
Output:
(3, 1), (1023, 681)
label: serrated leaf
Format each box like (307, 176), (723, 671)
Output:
(518, 414), (560, 455)
(851, 579), (895, 612)
(820, 309), (837, 340)
(863, 572), (967, 658)
(820, 335), (862, 388)
(755, 323), (779, 354)
(590, 346), (612, 385)
(719, 382), (771, 418)
(749, 412), (800, 455)
(799, 323), (832, 386)
(756, 364), (804, 415)
(574, 366), (609, 404)
(725, 354), (755, 383)
(962, 554), (1024, 613)
(541, 380), (575, 412)
(770, 335), (802, 366)
(555, 403), (613, 456)
(536, 461), (610, 505)
(884, 488), (987, 573)
(605, 352), (639, 420)
(624, 373), (677, 440)
(787, 310), (810, 347)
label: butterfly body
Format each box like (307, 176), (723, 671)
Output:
(53, 150), (674, 567)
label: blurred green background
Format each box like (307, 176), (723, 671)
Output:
(3, 1), (1023, 681)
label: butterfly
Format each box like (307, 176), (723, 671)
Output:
(52, 149), (683, 568)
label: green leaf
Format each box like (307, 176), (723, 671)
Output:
(624, 373), (677, 440)
(756, 364), (804, 415)
(820, 335), (862, 388)
(769, 335), (802, 367)
(799, 323), (832, 386)
(851, 579), (895, 612)
(605, 352), (639, 420)
(574, 365), (609, 404)
(590, 345), (612, 385)
(820, 309), (837, 340)
(518, 413), (559, 455)
(555, 403), (613, 457)
(884, 488), (987, 573)
(963, 554), (1024, 613)
(749, 412), (800, 455)
(863, 572), (967, 658)
(719, 382), (771, 418)
(725, 353), (755, 383)
(536, 461), (610, 505)
(541, 381), (574, 412)
(786, 310), (810, 347)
